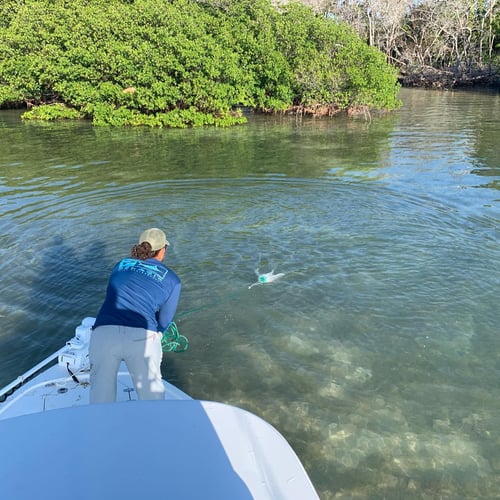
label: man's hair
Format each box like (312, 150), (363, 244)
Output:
(131, 241), (160, 260)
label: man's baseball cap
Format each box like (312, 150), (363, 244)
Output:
(139, 228), (170, 251)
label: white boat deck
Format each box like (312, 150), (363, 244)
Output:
(1, 398), (319, 499)
(0, 320), (319, 499)
(0, 360), (189, 420)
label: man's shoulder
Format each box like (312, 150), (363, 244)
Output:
(144, 259), (180, 285)
(164, 266), (181, 285)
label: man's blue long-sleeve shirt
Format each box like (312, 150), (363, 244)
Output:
(93, 258), (181, 332)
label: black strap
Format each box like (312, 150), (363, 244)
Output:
(66, 363), (80, 384)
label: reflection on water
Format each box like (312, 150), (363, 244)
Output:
(0, 88), (499, 498)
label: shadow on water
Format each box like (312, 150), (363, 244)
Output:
(0, 236), (105, 385)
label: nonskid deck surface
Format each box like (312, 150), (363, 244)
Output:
(0, 361), (190, 420)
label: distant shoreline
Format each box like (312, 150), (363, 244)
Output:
(398, 65), (500, 90)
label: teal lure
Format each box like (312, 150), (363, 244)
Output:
(248, 269), (285, 289)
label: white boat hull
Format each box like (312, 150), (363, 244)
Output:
(0, 319), (319, 499)
(1, 399), (318, 499)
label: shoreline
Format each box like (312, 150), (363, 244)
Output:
(398, 65), (500, 90)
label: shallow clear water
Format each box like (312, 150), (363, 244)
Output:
(1, 88), (499, 498)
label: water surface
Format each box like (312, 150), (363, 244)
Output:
(0, 88), (499, 498)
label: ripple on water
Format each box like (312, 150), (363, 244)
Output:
(0, 171), (499, 497)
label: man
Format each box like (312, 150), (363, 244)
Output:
(89, 228), (181, 403)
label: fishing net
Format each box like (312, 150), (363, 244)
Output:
(161, 321), (189, 353)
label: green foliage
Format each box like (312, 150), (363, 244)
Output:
(276, 2), (401, 109)
(0, 0), (401, 127)
(22, 103), (84, 121)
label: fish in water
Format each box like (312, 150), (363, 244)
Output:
(248, 269), (285, 289)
